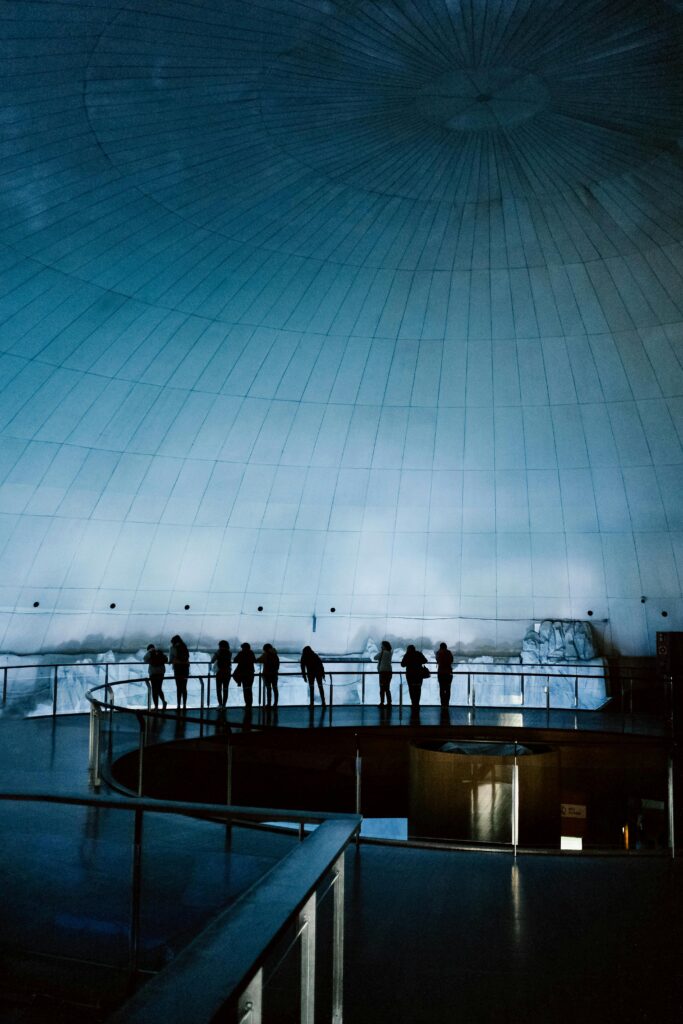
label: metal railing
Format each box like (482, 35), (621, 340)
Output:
(2, 656), (667, 719)
(0, 790), (360, 1023)
(86, 683), (675, 858)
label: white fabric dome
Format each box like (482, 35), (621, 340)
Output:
(0, 0), (682, 655)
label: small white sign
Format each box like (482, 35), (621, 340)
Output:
(561, 835), (583, 851)
(561, 803), (587, 819)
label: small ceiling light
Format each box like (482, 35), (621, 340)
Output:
(330, 607), (336, 613)
(257, 605), (263, 612)
(33, 601), (40, 608)
(661, 611), (668, 618)
(109, 602), (116, 609)
(184, 604), (190, 610)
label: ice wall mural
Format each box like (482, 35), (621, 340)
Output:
(0, 0), (682, 656)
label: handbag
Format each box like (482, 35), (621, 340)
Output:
(232, 666), (243, 685)
(421, 665), (431, 678)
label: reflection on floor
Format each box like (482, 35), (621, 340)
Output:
(345, 844), (683, 1024)
(1, 715), (681, 1023)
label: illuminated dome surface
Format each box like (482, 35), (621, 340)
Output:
(0, 0), (682, 655)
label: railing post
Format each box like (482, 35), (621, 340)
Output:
(355, 735), (361, 818)
(512, 748), (519, 858)
(91, 706), (102, 787)
(238, 969), (263, 1024)
(467, 672), (472, 707)
(520, 672), (525, 706)
(105, 663), (109, 689)
(2, 666), (7, 706)
(329, 674), (334, 708)
(361, 669), (365, 706)
(332, 853), (345, 1024)
(137, 714), (146, 797)
(129, 808), (144, 983)
(199, 677), (205, 737)
(399, 676), (403, 710)
(227, 739), (233, 805)
(52, 665), (58, 717)
(668, 753), (675, 859)
(575, 674), (579, 709)
(299, 892), (316, 1024)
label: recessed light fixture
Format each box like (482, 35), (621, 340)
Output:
(109, 602), (116, 609)
(33, 601), (40, 608)
(184, 604), (190, 610)
(330, 607), (336, 613)
(661, 610), (668, 618)
(257, 605), (263, 612)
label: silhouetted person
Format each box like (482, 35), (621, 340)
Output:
(211, 640), (232, 708)
(257, 643), (280, 707)
(401, 644), (428, 709)
(300, 645), (326, 706)
(234, 642), (256, 708)
(436, 641), (453, 707)
(144, 643), (168, 710)
(374, 640), (393, 707)
(169, 634), (190, 711)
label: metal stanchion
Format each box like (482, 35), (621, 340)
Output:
(299, 892), (317, 1024)
(331, 853), (345, 1024)
(237, 969), (263, 1024)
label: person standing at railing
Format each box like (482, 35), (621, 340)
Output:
(144, 644), (168, 710)
(401, 644), (428, 710)
(169, 634), (190, 712)
(233, 642), (256, 708)
(211, 640), (232, 709)
(435, 642), (453, 708)
(374, 640), (393, 707)
(257, 643), (280, 707)
(300, 645), (326, 706)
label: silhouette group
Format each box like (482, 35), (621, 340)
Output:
(144, 638), (454, 713)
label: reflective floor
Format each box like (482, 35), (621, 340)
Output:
(1, 715), (681, 1022)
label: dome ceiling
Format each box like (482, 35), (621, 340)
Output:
(0, 0), (682, 654)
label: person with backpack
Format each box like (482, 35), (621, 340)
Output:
(257, 643), (280, 707)
(144, 643), (168, 710)
(210, 640), (232, 708)
(169, 634), (190, 711)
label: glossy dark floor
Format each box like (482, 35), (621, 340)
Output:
(1, 715), (681, 1023)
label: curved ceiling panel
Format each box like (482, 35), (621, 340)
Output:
(0, 0), (682, 655)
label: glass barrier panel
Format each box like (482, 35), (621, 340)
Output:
(0, 799), (133, 995)
(408, 740), (514, 847)
(137, 812), (298, 977)
(4, 664), (54, 716)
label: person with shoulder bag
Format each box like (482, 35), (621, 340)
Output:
(401, 644), (428, 710)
